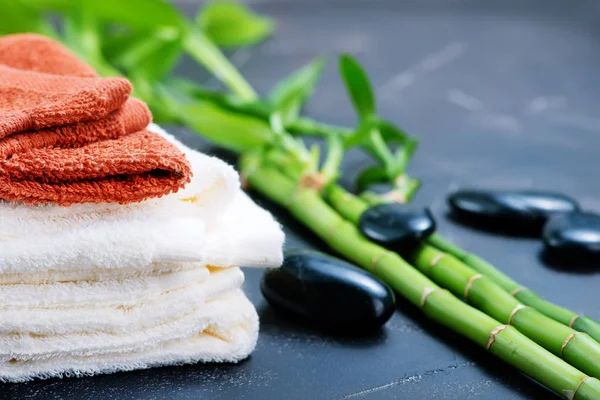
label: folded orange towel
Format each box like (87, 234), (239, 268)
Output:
(0, 33), (191, 205)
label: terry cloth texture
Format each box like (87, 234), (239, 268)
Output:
(0, 33), (191, 205)
(0, 125), (285, 382)
(0, 124), (284, 284)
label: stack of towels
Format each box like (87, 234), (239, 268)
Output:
(0, 34), (284, 382)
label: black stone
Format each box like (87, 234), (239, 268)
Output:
(359, 203), (436, 252)
(448, 189), (579, 230)
(543, 212), (600, 257)
(260, 250), (396, 332)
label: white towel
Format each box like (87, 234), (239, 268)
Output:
(0, 290), (259, 383)
(0, 124), (285, 283)
(0, 268), (244, 335)
(0, 125), (285, 382)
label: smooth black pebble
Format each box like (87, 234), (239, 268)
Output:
(448, 189), (579, 230)
(261, 250), (395, 332)
(359, 203), (436, 252)
(543, 212), (600, 257)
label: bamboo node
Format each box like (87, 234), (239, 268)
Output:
(381, 190), (407, 204)
(299, 173), (326, 191)
(420, 287), (437, 308)
(560, 332), (582, 358)
(507, 304), (530, 325)
(394, 174), (409, 187)
(341, 191), (353, 203)
(569, 314), (582, 328)
(486, 325), (509, 350)
(324, 218), (346, 245)
(510, 286), (527, 296)
(370, 252), (389, 273)
(463, 274), (484, 302)
(426, 254), (446, 275)
(570, 377), (597, 400)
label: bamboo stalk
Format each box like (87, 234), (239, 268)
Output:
(242, 162), (600, 399)
(411, 245), (600, 380)
(360, 186), (600, 344)
(427, 233), (600, 343)
(325, 184), (600, 381)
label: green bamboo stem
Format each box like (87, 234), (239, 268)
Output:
(361, 187), (600, 344)
(428, 233), (600, 343)
(411, 245), (600, 380)
(243, 166), (600, 399)
(328, 184), (600, 380)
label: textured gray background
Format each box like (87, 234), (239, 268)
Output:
(3, 0), (600, 399)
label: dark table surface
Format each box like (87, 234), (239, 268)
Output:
(4, 0), (600, 399)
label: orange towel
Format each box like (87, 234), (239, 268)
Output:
(0, 33), (191, 205)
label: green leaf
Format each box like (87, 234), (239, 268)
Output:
(264, 148), (304, 181)
(62, 3), (102, 62)
(179, 102), (273, 152)
(268, 57), (326, 124)
(339, 54), (375, 119)
(22, 0), (69, 11)
(343, 118), (376, 149)
(198, 0), (274, 48)
(0, 0), (57, 37)
(84, 0), (185, 30)
(184, 27), (257, 101)
(309, 144), (321, 173)
(376, 119), (411, 144)
(61, 3), (122, 77)
(169, 78), (230, 102)
(356, 166), (389, 192)
(109, 34), (183, 81)
(170, 78), (272, 120)
(269, 113), (286, 136)
(145, 83), (185, 123)
(321, 135), (343, 181)
(373, 119), (419, 174)
(395, 136), (419, 172)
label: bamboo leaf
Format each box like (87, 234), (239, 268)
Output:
(183, 27), (257, 101)
(268, 57), (326, 123)
(61, 3), (122, 77)
(321, 135), (344, 180)
(343, 118), (376, 149)
(22, 0), (69, 11)
(356, 166), (389, 192)
(169, 78), (231, 103)
(339, 54), (375, 119)
(170, 78), (272, 119)
(197, 0), (274, 48)
(109, 34), (183, 81)
(83, 0), (185, 30)
(146, 82), (187, 123)
(62, 3), (102, 62)
(376, 119), (411, 144)
(0, 0), (57, 37)
(395, 137), (419, 172)
(179, 102), (273, 152)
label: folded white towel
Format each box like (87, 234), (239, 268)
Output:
(0, 124), (284, 382)
(0, 268), (244, 335)
(0, 265), (212, 309)
(0, 290), (258, 383)
(0, 125), (284, 283)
